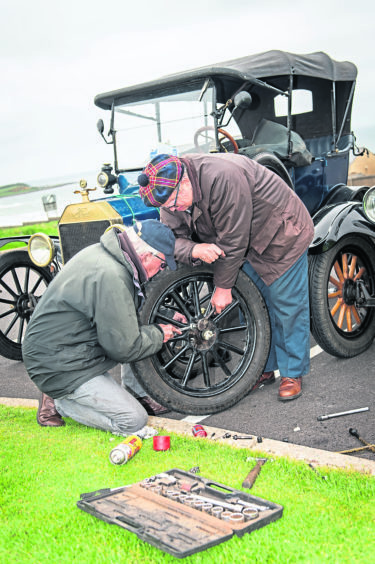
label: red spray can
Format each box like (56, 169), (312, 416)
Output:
(192, 424), (207, 438)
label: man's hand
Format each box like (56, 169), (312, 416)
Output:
(211, 287), (232, 314)
(158, 324), (182, 342)
(192, 243), (225, 264)
(172, 312), (188, 324)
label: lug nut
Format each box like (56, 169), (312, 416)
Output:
(202, 330), (215, 340)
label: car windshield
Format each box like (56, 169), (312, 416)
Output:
(114, 84), (228, 171)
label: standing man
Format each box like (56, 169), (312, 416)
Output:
(22, 220), (181, 435)
(138, 153), (314, 401)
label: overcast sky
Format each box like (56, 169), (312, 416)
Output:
(1, 0), (374, 186)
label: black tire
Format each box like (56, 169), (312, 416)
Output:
(0, 250), (53, 360)
(252, 152), (294, 190)
(131, 263), (271, 414)
(309, 237), (375, 358)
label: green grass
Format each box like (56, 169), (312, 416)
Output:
(0, 405), (374, 563)
(0, 183), (31, 198)
(0, 182), (75, 198)
(0, 221), (58, 249)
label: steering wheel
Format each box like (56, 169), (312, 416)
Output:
(194, 126), (239, 154)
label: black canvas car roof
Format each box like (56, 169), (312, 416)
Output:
(95, 50), (357, 110)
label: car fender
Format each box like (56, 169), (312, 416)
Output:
(0, 235), (31, 251)
(0, 235), (60, 251)
(309, 201), (375, 255)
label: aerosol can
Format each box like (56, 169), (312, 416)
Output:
(109, 435), (142, 465)
(192, 424), (207, 437)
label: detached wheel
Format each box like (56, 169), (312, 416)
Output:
(131, 264), (270, 414)
(309, 237), (375, 358)
(0, 250), (53, 360)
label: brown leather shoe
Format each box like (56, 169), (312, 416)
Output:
(138, 396), (170, 416)
(278, 377), (302, 401)
(251, 371), (276, 392)
(37, 393), (65, 427)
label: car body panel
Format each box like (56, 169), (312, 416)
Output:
(311, 203), (375, 254)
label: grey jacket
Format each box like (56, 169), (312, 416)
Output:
(161, 153), (314, 287)
(22, 229), (163, 398)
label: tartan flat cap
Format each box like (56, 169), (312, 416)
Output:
(138, 154), (183, 207)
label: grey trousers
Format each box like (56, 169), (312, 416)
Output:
(120, 363), (146, 397)
(55, 371), (148, 436)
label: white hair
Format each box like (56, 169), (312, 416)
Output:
(125, 223), (161, 257)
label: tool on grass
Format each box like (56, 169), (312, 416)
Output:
(349, 428), (375, 454)
(242, 457), (268, 489)
(308, 463), (327, 480)
(213, 432), (231, 441)
(190, 492), (268, 512)
(77, 467), (282, 558)
(188, 466), (200, 474)
(317, 407), (369, 421)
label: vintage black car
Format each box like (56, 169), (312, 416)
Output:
(1, 50), (374, 414)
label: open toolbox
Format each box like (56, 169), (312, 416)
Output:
(77, 468), (283, 558)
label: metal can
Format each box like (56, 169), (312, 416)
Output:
(211, 506), (223, 519)
(221, 511), (233, 521)
(243, 507), (259, 521)
(192, 424), (207, 438)
(109, 435), (142, 465)
(229, 512), (245, 524)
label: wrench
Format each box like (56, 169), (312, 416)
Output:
(190, 492), (268, 512)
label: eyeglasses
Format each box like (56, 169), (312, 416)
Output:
(153, 252), (167, 270)
(163, 181), (181, 210)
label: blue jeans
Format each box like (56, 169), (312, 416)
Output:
(242, 251), (310, 379)
(55, 372), (148, 435)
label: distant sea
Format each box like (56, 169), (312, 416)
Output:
(0, 171), (99, 227)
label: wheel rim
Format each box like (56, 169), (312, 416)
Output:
(327, 248), (374, 336)
(0, 263), (50, 346)
(149, 273), (257, 398)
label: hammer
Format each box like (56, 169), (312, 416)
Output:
(349, 428), (375, 454)
(242, 457), (268, 489)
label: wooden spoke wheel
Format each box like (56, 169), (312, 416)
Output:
(194, 126), (239, 154)
(309, 237), (375, 358)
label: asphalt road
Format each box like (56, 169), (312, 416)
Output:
(2, 335), (374, 460)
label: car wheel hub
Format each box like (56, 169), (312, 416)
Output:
(187, 318), (218, 351)
(16, 293), (37, 318)
(342, 279), (356, 305)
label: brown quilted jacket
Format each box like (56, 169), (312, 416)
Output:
(161, 153), (314, 288)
